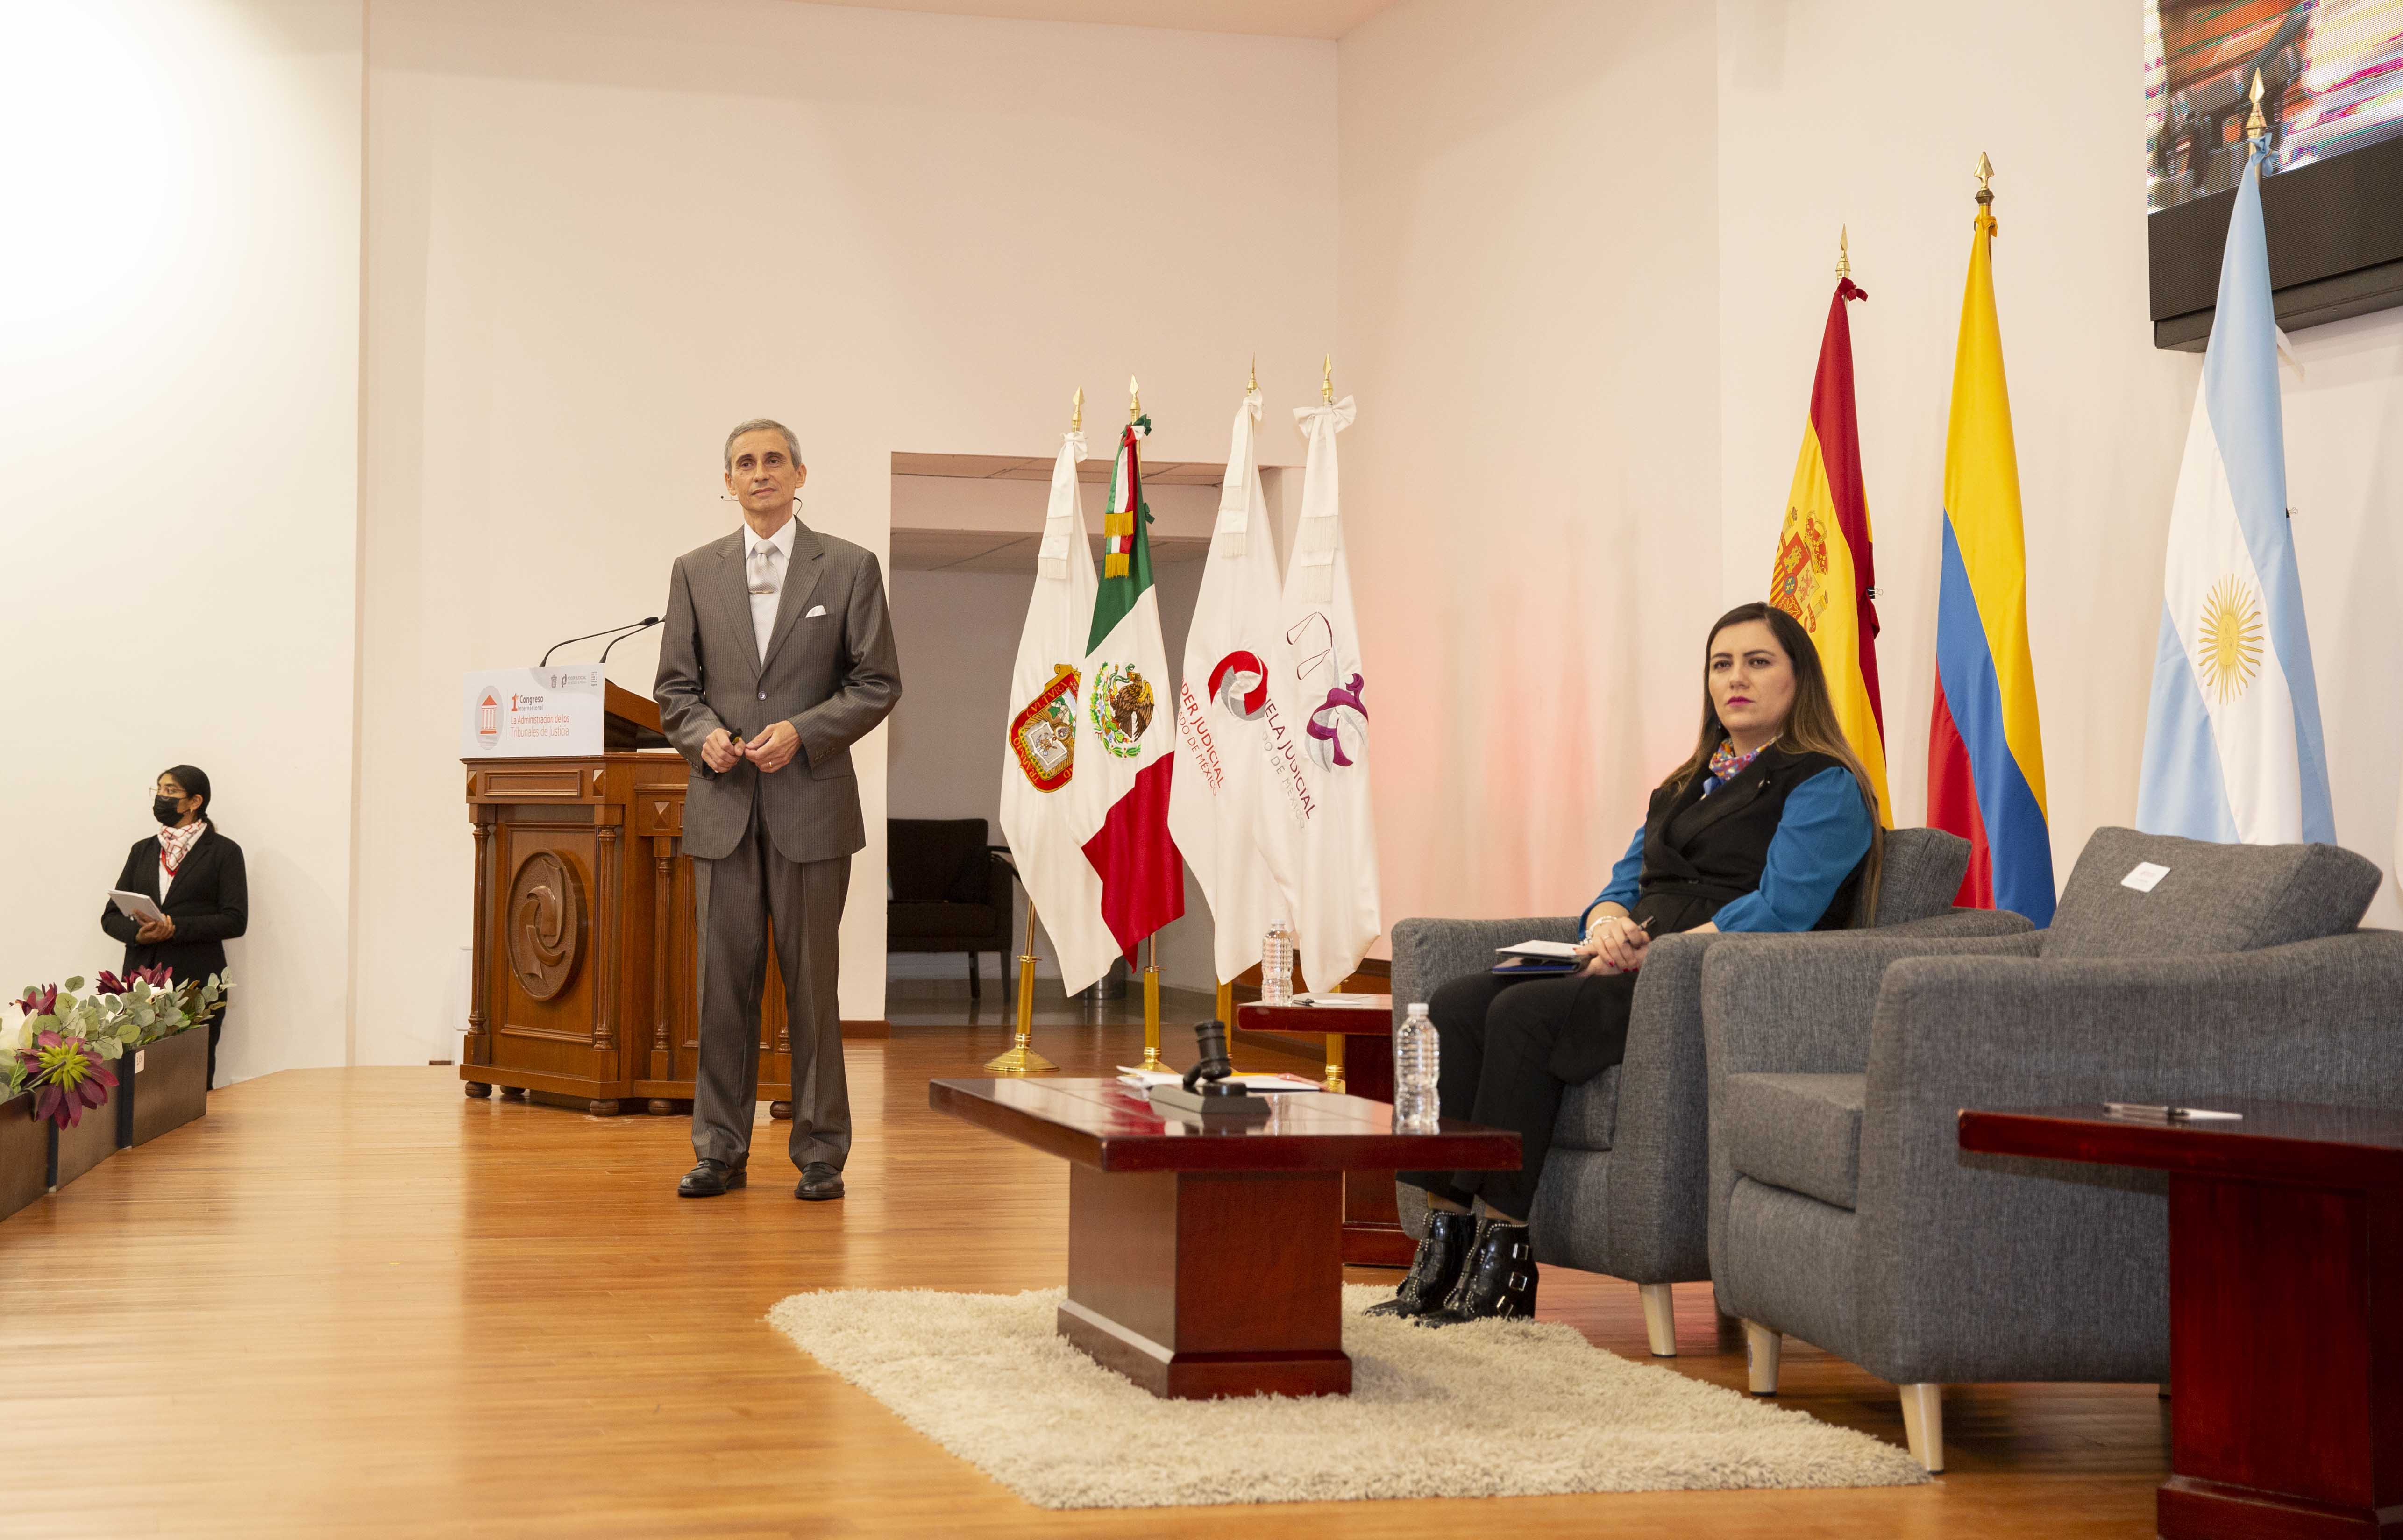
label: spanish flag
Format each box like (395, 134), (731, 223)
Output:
(1927, 201), (2054, 923)
(1768, 277), (1889, 822)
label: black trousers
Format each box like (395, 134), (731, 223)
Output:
(1398, 968), (1639, 1222)
(207, 1011), (226, 1089)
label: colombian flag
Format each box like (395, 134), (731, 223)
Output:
(1927, 204), (2054, 923)
(1769, 277), (1889, 823)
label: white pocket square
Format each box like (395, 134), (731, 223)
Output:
(804, 604), (826, 618)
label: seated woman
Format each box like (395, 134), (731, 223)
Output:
(1382, 602), (1881, 1327)
(100, 765), (247, 1087)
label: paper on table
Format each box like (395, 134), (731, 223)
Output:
(109, 890), (165, 924)
(1116, 1067), (1323, 1092)
(1290, 992), (1386, 1008)
(1497, 939), (1579, 959)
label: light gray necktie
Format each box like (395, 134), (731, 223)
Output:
(748, 541), (781, 598)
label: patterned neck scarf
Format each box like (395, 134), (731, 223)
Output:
(158, 820), (206, 874)
(1702, 740), (1763, 796)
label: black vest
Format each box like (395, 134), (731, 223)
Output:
(1628, 745), (1866, 936)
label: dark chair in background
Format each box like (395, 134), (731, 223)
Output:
(887, 818), (1016, 997)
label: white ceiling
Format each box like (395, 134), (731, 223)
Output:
(796, 0), (1396, 40)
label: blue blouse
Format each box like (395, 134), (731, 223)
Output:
(1577, 766), (1874, 936)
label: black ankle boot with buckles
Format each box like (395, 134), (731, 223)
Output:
(1417, 1218), (1538, 1327)
(1365, 1209), (1475, 1319)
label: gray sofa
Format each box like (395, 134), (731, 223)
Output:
(1390, 825), (2031, 1355)
(1704, 826), (2402, 1471)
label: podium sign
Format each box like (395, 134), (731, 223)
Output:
(461, 667), (607, 758)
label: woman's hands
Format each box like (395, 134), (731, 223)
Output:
(1575, 912), (1649, 975)
(135, 915), (177, 946)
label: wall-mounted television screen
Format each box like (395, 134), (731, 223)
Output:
(2146, 0), (2403, 349)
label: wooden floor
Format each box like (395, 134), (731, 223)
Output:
(0, 986), (2168, 1537)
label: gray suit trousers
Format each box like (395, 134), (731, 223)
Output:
(691, 794), (851, 1171)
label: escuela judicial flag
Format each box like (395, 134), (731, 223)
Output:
(1769, 276), (1891, 823)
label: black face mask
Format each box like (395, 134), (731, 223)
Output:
(153, 796), (184, 826)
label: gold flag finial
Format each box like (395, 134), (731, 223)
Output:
(1321, 353), (1334, 404)
(1837, 225), (1850, 280)
(1129, 375), (1141, 422)
(2247, 71), (2267, 141)
(1975, 151), (1995, 202)
(1248, 354), (1258, 395)
(1071, 385), (1082, 433)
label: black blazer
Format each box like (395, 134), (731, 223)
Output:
(100, 825), (248, 984)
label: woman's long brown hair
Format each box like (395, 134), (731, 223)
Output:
(1664, 602), (1883, 925)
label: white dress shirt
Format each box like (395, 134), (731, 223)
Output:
(745, 515), (798, 662)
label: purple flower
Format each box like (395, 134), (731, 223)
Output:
(17, 985), (58, 1020)
(94, 971), (128, 996)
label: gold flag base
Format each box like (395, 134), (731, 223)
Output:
(982, 1041), (1059, 1075)
(984, 924), (1057, 1076)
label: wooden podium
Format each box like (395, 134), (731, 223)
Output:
(459, 682), (818, 1115)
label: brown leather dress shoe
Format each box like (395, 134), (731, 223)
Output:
(678, 1158), (746, 1198)
(794, 1162), (845, 1201)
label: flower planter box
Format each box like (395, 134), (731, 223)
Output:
(0, 1093), (46, 1223)
(118, 1030), (209, 1148)
(47, 1078), (120, 1191)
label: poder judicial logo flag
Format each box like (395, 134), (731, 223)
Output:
(1169, 389), (1295, 985)
(1073, 415), (1186, 961)
(998, 430), (1119, 994)
(1768, 277), (1891, 823)
(1928, 197), (2055, 923)
(2138, 136), (2333, 845)
(1265, 394), (1379, 995)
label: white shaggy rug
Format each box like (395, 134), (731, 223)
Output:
(766, 1285), (1928, 1508)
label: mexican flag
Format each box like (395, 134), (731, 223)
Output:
(1168, 389), (1294, 984)
(998, 429), (1120, 995)
(1075, 416), (1186, 958)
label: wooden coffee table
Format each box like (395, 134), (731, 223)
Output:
(930, 1077), (1520, 1399)
(1959, 1100), (2403, 1539)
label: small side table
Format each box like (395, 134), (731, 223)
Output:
(1236, 998), (1411, 1265)
(1958, 1100), (2403, 1540)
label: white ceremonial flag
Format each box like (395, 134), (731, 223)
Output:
(1169, 388), (1294, 984)
(999, 431), (1119, 994)
(1269, 394), (1380, 992)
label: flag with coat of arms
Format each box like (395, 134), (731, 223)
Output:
(1168, 387), (1294, 985)
(1072, 412), (1186, 960)
(2137, 125), (2333, 845)
(998, 430), (1120, 994)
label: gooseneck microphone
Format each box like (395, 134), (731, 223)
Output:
(540, 616), (661, 666)
(597, 616), (663, 664)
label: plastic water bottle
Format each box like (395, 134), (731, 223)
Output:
(1261, 920), (1294, 1004)
(1393, 1002), (1440, 1133)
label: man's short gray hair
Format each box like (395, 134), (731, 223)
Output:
(723, 418), (803, 471)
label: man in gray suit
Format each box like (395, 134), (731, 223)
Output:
(654, 418), (901, 1200)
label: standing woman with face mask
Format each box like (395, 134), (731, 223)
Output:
(100, 765), (247, 1086)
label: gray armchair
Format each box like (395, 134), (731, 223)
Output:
(1705, 827), (2402, 1471)
(1390, 825), (2031, 1356)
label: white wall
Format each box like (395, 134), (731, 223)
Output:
(352, 0), (1337, 1057)
(1711, 0), (2403, 924)
(0, 0), (363, 1079)
(1336, 0), (1727, 931)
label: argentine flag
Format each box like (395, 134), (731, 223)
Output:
(2136, 140), (2332, 845)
